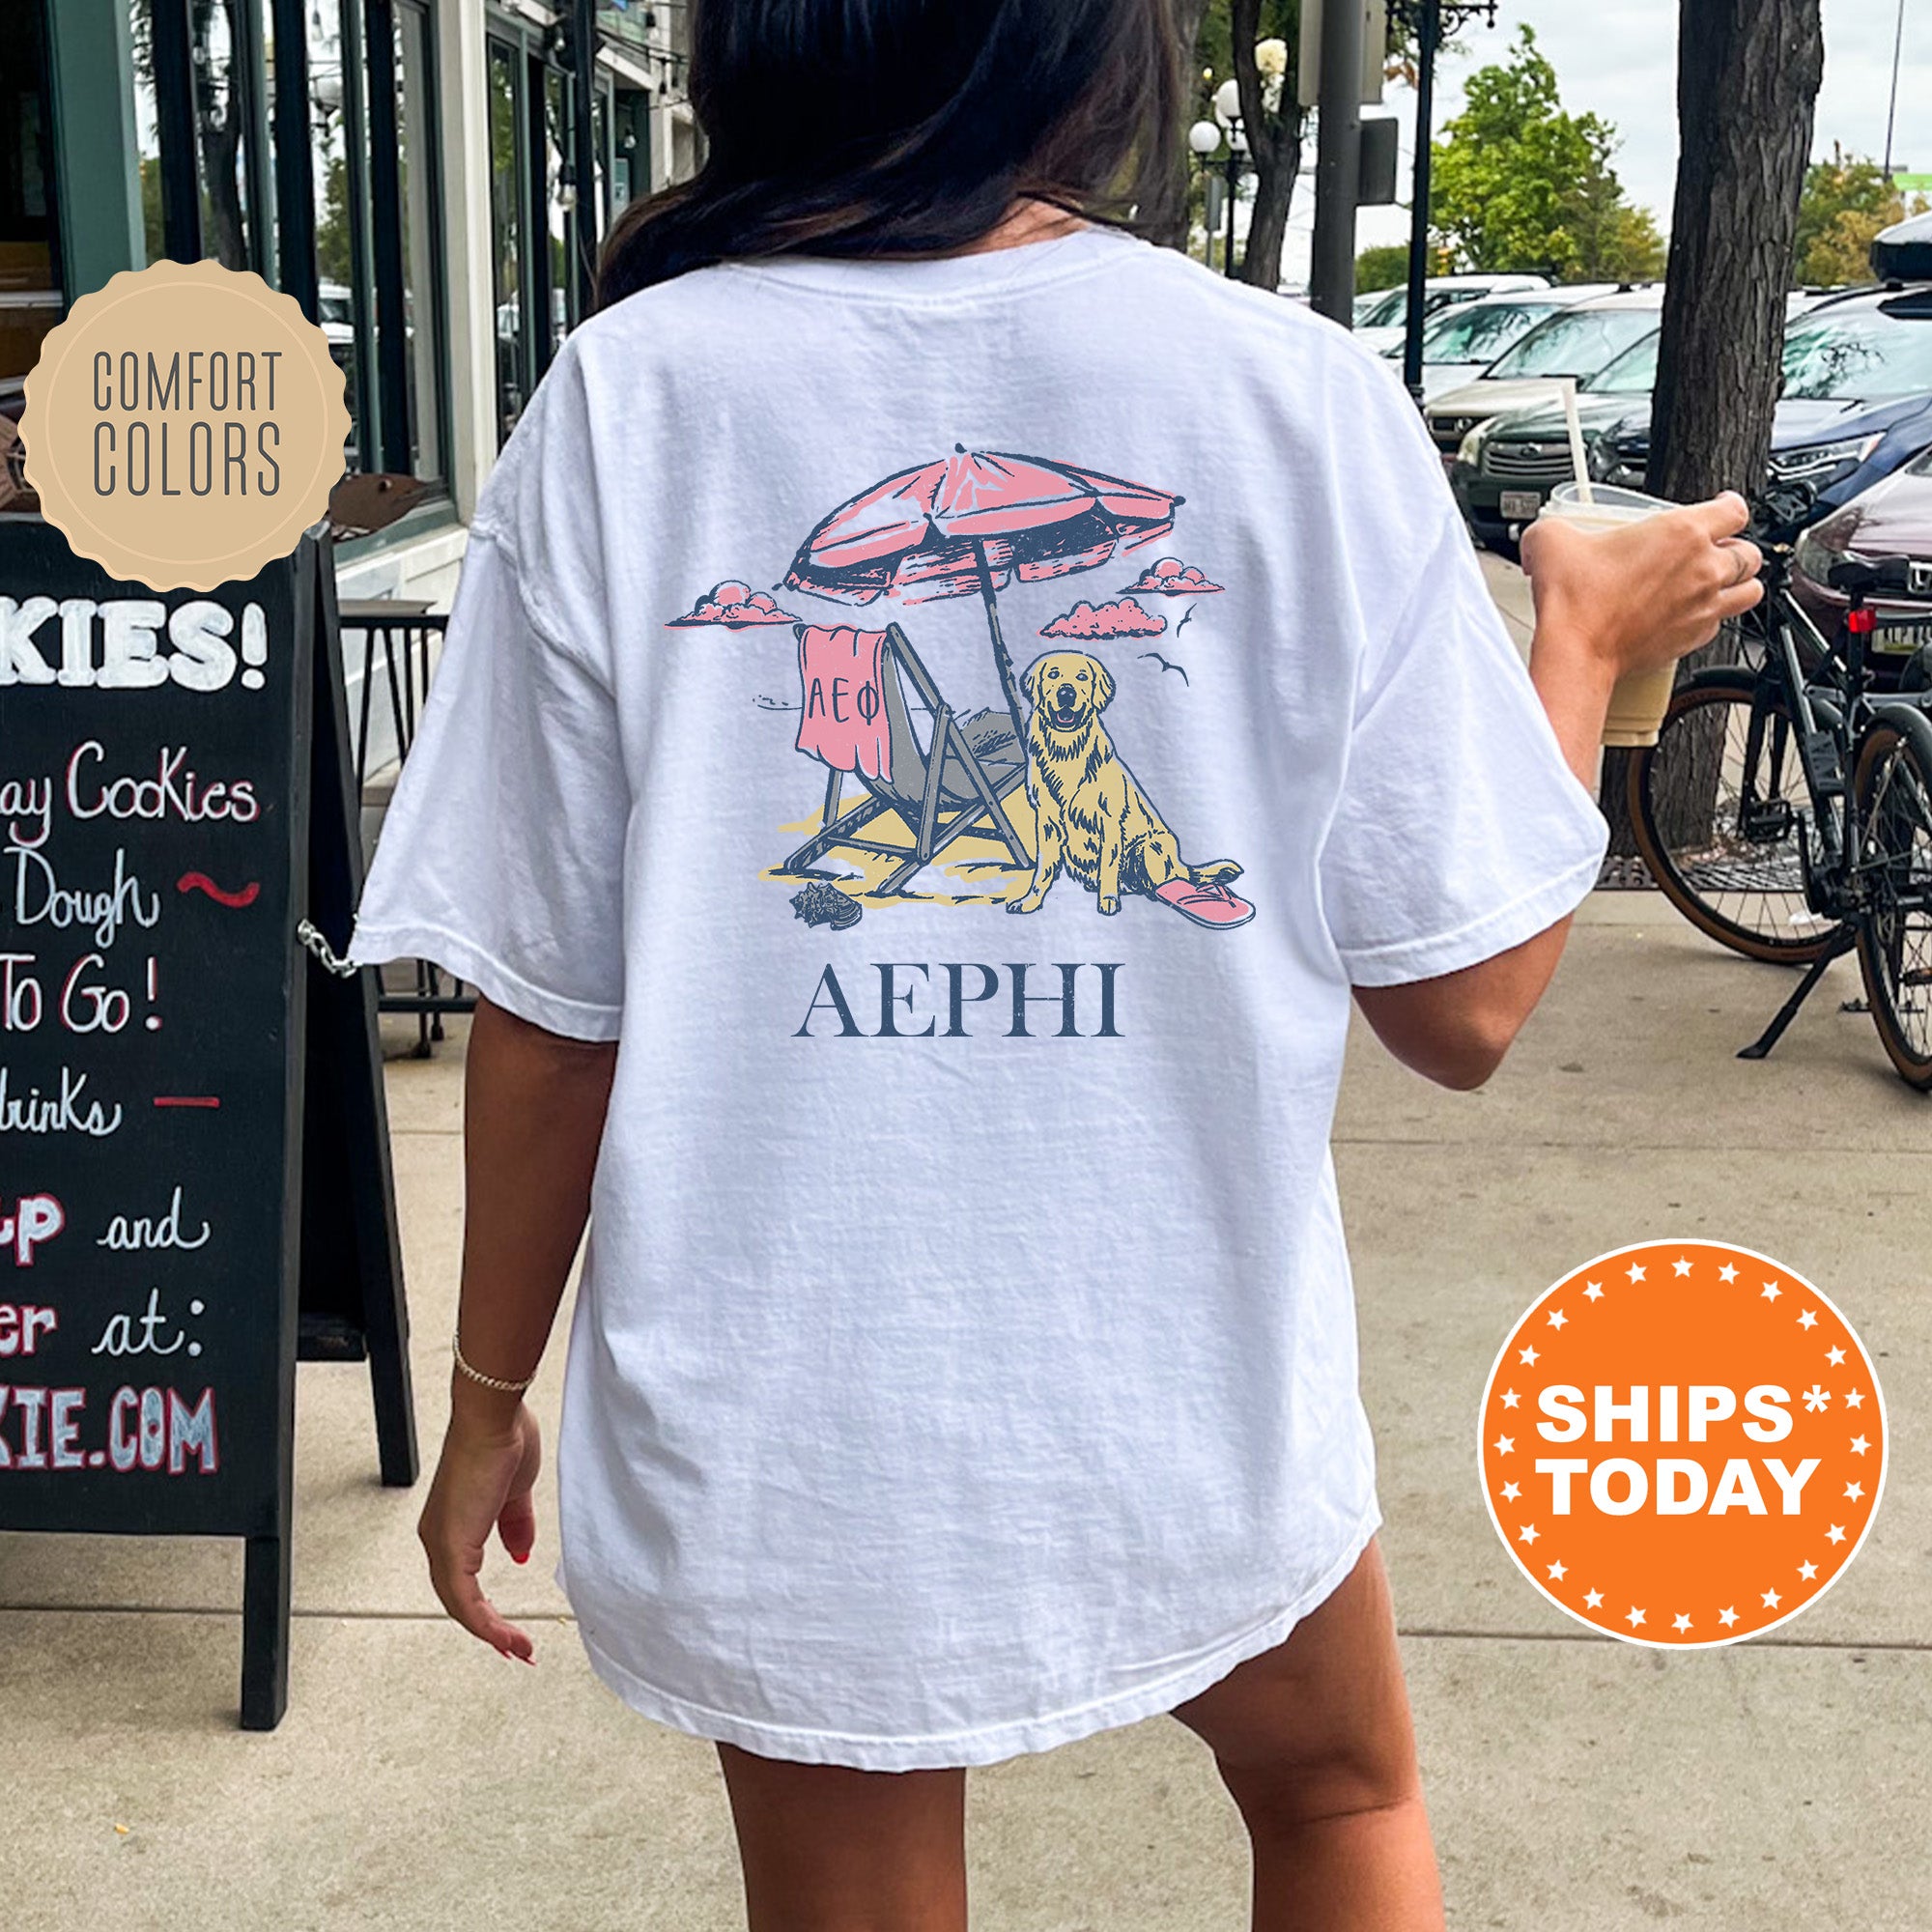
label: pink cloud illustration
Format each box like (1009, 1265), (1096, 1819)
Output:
(1039, 596), (1167, 640)
(1121, 557), (1224, 596)
(667, 581), (799, 628)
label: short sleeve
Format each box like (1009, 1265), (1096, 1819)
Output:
(349, 529), (629, 1038)
(1318, 511), (1608, 987)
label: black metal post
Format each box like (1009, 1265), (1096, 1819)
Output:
(363, 0), (411, 473)
(270, 0), (318, 319)
(1223, 147), (1240, 278)
(572, 0), (600, 316)
(1401, 0), (1440, 403)
(1311, 0), (1366, 323)
(150, 0), (201, 263)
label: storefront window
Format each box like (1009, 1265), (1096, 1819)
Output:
(0, 0), (60, 394)
(189, 0), (258, 270)
(306, 0), (365, 468)
(393, 0), (441, 478)
(487, 39), (526, 446)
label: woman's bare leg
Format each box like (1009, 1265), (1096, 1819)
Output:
(1170, 1540), (1443, 1932)
(716, 1744), (968, 1932)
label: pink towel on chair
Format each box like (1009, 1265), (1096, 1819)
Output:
(795, 625), (893, 781)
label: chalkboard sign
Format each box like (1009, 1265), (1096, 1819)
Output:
(0, 519), (415, 1728)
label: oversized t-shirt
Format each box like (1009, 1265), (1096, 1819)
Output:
(350, 227), (1608, 1771)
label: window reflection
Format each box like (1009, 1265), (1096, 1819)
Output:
(190, 0), (253, 269)
(488, 41), (526, 445)
(394, 0), (441, 477)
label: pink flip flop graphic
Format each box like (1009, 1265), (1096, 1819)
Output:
(1152, 879), (1255, 929)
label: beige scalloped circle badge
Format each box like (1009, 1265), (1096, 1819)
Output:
(21, 259), (350, 592)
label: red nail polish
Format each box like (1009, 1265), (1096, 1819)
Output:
(513, 1551), (529, 1565)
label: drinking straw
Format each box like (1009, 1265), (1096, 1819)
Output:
(1559, 378), (1596, 506)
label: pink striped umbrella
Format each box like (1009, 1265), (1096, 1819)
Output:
(784, 446), (1179, 743)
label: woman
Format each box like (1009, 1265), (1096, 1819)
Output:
(351, 3), (1762, 1925)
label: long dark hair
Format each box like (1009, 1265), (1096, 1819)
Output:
(596, 0), (1181, 306)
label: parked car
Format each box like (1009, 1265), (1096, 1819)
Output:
(1872, 209), (1932, 282)
(1382, 285), (1620, 400)
(1598, 284), (1932, 519)
(1353, 273), (1552, 354)
(1791, 448), (1932, 682)
(1450, 327), (1662, 548)
(1424, 286), (1665, 463)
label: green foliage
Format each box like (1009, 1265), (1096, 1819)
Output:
(1355, 242), (1410, 292)
(1795, 147), (1929, 286)
(1429, 26), (1664, 283)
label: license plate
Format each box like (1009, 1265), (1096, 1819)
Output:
(1874, 619), (1932, 656)
(1499, 491), (1544, 522)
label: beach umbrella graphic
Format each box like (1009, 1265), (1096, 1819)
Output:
(784, 447), (1179, 744)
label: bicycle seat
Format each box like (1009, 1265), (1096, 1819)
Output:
(1827, 555), (1918, 596)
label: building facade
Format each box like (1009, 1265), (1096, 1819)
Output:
(12, 0), (697, 602)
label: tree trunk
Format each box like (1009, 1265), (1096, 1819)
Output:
(1153, 0), (1214, 250)
(1649, 0), (1823, 504)
(1231, 0), (1304, 289)
(1615, 0), (1823, 854)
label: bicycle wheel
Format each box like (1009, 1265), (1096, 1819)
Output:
(1627, 673), (1835, 964)
(1853, 713), (1932, 1091)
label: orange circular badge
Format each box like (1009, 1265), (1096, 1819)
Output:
(1480, 1241), (1886, 1646)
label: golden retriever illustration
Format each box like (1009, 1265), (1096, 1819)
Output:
(1007, 650), (1244, 918)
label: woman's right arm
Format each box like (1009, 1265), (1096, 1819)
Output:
(416, 995), (617, 1662)
(1352, 494), (1765, 1091)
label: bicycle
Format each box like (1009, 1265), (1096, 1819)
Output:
(1625, 484), (1932, 1090)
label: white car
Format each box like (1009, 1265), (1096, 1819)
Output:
(1381, 286), (1622, 400)
(1353, 274), (1552, 355)
(1424, 286), (1667, 464)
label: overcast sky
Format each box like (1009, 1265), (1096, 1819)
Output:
(1294, 0), (1928, 278)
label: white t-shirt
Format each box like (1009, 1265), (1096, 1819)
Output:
(351, 227), (1607, 1771)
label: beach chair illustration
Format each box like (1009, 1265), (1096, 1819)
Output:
(782, 622), (1031, 895)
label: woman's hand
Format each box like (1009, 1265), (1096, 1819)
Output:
(1519, 491), (1766, 684)
(417, 1395), (543, 1662)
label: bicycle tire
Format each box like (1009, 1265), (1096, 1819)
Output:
(1626, 672), (1837, 965)
(1853, 710), (1932, 1091)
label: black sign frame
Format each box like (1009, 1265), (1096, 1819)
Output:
(0, 522), (416, 1729)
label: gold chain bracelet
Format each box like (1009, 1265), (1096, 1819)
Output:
(452, 1331), (537, 1393)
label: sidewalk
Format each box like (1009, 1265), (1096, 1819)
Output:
(5, 894), (1925, 1930)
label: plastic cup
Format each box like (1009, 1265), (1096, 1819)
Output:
(1539, 481), (1678, 749)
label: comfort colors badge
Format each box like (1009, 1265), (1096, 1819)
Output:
(20, 259), (350, 592)
(1479, 1240), (1887, 1648)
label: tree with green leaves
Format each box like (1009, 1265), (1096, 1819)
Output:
(1355, 242), (1410, 292)
(1429, 26), (1663, 282)
(1795, 147), (1930, 286)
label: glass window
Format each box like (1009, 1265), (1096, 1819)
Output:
(0, 0), (60, 389)
(488, 39), (527, 446)
(1488, 306), (1662, 382)
(306, 0), (365, 469)
(1410, 300), (1561, 367)
(1781, 309), (1932, 402)
(1583, 330), (1662, 396)
(544, 65), (570, 357)
(189, 0), (257, 269)
(393, 0), (442, 478)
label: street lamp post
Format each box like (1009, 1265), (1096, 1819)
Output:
(1189, 80), (1251, 279)
(1384, 0), (1496, 406)
(1187, 117), (1226, 270)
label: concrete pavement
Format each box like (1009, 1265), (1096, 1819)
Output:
(5, 894), (1926, 1929)
(6, 525), (1931, 1932)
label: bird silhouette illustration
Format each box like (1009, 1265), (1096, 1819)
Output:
(1174, 606), (1197, 636)
(1139, 651), (1190, 685)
